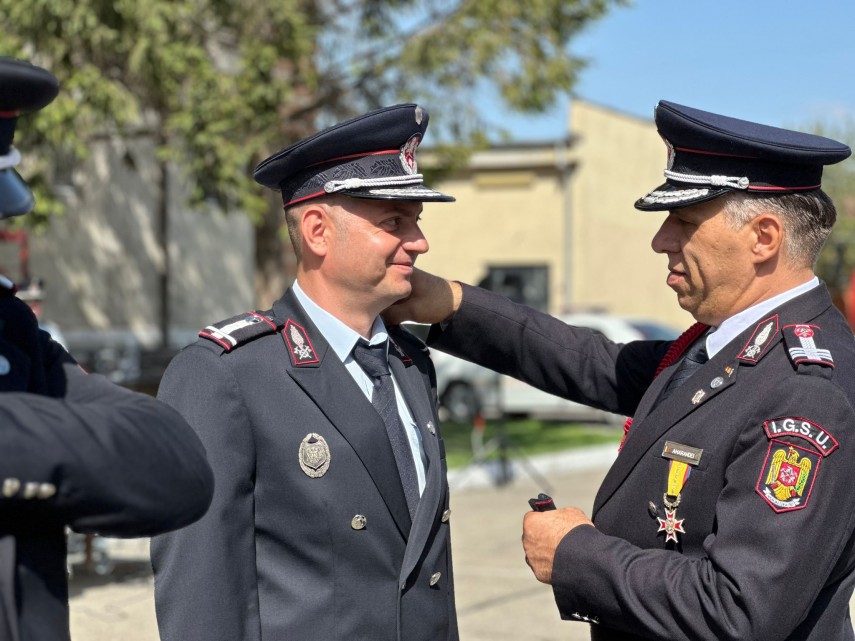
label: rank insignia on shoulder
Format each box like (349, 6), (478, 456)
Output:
(782, 324), (833, 368)
(199, 311), (280, 352)
(737, 315), (779, 363)
(0, 274), (16, 296)
(283, 319), (320, 366)
(756, 441), (821, 513)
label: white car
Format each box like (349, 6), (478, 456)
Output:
(422, 314), (679, 424)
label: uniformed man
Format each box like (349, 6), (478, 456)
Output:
(0, 57), (214, 641)
(151, 104), (459, 641)
(384, 101), (855, 640)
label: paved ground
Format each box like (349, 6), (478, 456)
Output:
(68, 445), (855, 640)
(69, 446), (610, 641)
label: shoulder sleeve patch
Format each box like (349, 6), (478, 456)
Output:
(199, 311), (281, 352)
(756, 441), (821, 513)
(763, 417), (838, 456)
(782, 324), (834, 370)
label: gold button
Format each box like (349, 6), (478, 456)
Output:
(441, 509), (451, 523)
(23, 482), (39, 499)
(351, 514), (367, 530)
(429, 572), (441, 586)
(2, 478), (20, 498)
(37, 483), (57, 499)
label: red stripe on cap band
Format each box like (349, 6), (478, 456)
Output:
(674, 146), (759, 160)
(283, 190), (327, 208)
(748, 184), (821, 192)
(0, 111), (19, 118)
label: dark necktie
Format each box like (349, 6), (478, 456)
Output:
(352, 340), (420, 517)
(656, 334), (709, 405)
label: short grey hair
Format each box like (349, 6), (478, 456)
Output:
(721, 190), (837, 268)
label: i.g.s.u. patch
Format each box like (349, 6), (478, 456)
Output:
(756, 441), (821, 513)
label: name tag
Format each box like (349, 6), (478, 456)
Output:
(661, 441), (703, 466)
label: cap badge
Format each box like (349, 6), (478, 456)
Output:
(299, 432), (331, 478)
(664, 138), (676, 171)
(414, 106), (424, 125)
(400, 134), (420, 175)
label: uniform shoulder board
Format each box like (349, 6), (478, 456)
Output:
(782, 323), (834, 372)
(0, 275), (17, 297)
(199, 311), (283, 352)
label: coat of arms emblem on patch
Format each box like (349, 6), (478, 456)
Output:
(757, 442), (820, 513)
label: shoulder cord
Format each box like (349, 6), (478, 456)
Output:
(619, 321), (710, 451)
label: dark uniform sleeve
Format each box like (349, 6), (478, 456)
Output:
(0, 363), (214, 537)
(430, 284), (669, 417)
(551, 373), (855, 640)
(0, 292), (213, 537)
(151, 345), (262, 641)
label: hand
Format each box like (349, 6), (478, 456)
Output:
(382, 268), (462, 326)
(522, 507), (593, 584)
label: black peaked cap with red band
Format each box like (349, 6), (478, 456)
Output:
(254, 103), (454, 207)
(635, 100), (852, 211)
(0, 58), (60, 219)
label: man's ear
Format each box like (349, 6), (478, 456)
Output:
(750, 214), (784, 264)
(301, 204), (331, 258)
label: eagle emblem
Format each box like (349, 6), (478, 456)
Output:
(757, 442), (820, 513)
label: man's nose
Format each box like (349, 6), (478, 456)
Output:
(651, 215), (679, 254)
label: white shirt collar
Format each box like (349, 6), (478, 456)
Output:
(706, 277), (819, 358)
(292, 280), (388, 362)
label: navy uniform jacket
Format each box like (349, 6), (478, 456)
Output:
(431, 282), (855, 641)
(0, 291), (214, 641)
(151, 288), (457, 641)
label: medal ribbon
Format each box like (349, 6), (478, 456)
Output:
(666, 460), (691, 497)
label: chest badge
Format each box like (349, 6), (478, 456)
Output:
(299, 432), (331, 478)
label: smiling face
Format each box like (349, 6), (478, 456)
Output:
(650, 199), (759, 326)
(322, 197), (429, 313)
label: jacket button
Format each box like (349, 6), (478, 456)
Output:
(23, 482), (39, 499)
(2, 478), (21, 498)
(351, 514), (367, 530)
(37, 483), (57, 499)
(429, 572), (441, 586)
(441, 509), (451, 523)
(0, 355), (10, 375)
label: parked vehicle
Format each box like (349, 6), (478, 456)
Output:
(425, 313), (680, 424)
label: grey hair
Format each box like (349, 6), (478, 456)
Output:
(721, 190), (837, 267)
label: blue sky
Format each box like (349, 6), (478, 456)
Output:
(492, 1), (855, 140)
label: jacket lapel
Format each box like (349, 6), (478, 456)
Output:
(387, 340), (445, 581)
(273, 291), (412, 538)
(594, 284), (834, 516)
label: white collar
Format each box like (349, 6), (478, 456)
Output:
(292, 280), (388, 362)
(706, 277), (819, 358)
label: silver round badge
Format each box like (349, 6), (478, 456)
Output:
(710, 376), (724, 389)
(0, 355), (10, 376)
(299, 433), (331, 478)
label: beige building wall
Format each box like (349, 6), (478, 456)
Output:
(569, 101), (694, 328)
(418, 145), (571, 313)
(421, 99), (694, 329)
